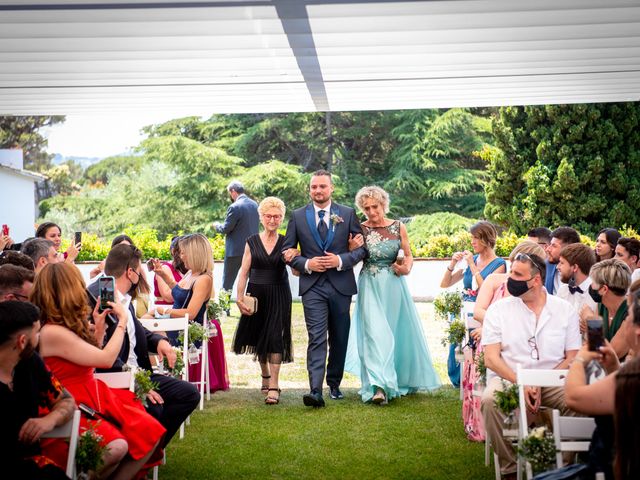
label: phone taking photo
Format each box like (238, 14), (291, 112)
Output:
(146, 259), (156, 271)
(2, 224), (8, 236)
(587, 319), (605, 352)
(74, 231), (82, 246)
(98, 276), (116, 313)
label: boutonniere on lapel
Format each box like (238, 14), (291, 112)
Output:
(330, 213), (344, 232)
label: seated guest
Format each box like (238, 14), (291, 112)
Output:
(565, 283), (640, 479)
(615, 237), (640, 283)
(481, 253), (581, 479)
(35, 222), (80, 264)
(580, 259), (631, 357)
(152, 236), (186, 306)
(556, 243), (598, 332)
(0, 265), (34, 302)
(0, 250), (35, 271)
(0, 301), (75, 480)
(595, 228), (621, 262)
(20, 239), (58, 274)
(33, 262), (165, 479)
(545, 227), (581, 294)
(150, 233), (229, 393)
(89, 244), (200, 448)
(89, 234), (136, 280)
(527, 227), (552, 252)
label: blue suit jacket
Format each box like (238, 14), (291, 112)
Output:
(215, 194), (259, 257)
(545, 261), (558, 294)
(282, 202), (367, 296)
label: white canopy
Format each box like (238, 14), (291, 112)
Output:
(1, 0), (639, 115)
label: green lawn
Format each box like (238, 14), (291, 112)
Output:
(159, 303), (494, 480)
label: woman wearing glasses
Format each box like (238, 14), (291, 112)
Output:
(233, 197), (293, 405)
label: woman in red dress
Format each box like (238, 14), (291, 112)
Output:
(32, 262), (165, 479)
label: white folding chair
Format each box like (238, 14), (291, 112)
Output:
(140, 315), (189, 439)
(42, 409), (81, 479)
(552, 409), (596, 468)
(516, 366), (568, 480)
(94, 368), (136, 391)
(196, 313), (212, 410)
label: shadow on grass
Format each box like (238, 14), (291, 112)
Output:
(160, 386), (494, 480)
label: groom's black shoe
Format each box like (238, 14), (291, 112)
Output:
(303, 390), (325, 408)
(329, 387), (344, 400)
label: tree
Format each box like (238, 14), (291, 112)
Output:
(0, 116), (65, 171)
(484, 103), (640, 234)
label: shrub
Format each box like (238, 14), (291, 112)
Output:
(406, 212), (476, 247)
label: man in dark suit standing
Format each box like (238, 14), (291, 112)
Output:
(214, 181), (259, 294)
(282, 170), (367, 407)
(88, 244), (199, 447)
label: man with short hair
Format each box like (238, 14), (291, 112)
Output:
(214, 180), (259, 295)
(0, 301), (75, 479)
(89, 244), (199, 448)
(527, 227), (552, 250)
(282, 170), (367, 407)
(20, 239), (57, 274)
(0, 250), (35, 271)
(545, 227), (581, 294)
(481, 253), (581, 478)
(0, 265), (34, 302)
(556, 243), (598, 330)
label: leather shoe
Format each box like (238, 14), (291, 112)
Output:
(303, 391), (325, 408)
(329, 386), (344, 400)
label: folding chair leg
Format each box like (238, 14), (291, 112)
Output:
(493, 452), (501, 480)
(179, 422), (185, 439)
(485, 437), (490, 467)
(153, 466), (159, 480)
(199, 345), (205, 410)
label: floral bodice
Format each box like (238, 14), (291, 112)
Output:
(361, 221), (401, 276)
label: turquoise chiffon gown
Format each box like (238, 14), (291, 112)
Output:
(345, 221), (441, 403)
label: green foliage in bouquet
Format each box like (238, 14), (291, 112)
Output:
(177, 321), (208, 346)
(134, 369), (159, 406)
(475, 350), (487, 385)
(206, 289), (232, 321)
(494, 380), (519, 416)
(441, 319), (466, 348)
(163, 347), (185, 377)
(517, 426), (557, 475)
(76, 426), (108, 475)
(433, 290), (463, 321)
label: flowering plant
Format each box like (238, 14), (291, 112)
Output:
(441, 319), (466, 348)
(494, 380), (519, 417)
(76, 426), (108, 477)
(475, 350), (487, 385)
(517, 426), (557, 475)
(463, 288), (478, 298)
(134, 369), (159, 406)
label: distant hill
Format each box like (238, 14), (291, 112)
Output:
(52, 153), (107, 169)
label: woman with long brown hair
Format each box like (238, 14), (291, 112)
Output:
(33, 262), (165, 479)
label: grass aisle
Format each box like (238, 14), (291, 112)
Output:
(160, 303), (494, 480)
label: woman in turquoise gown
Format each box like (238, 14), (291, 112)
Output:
(345, 186), (441, 404)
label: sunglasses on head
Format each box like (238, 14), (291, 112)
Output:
(514, 252), (545, 275)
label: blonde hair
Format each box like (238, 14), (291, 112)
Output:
(180, 234), (213, 276)
(508, 241), (546, 263)
(30, 262), (95, 346)
(355, 186), (390, 214)
(258, 197), (286, 217)
(590, 258), (631, 295)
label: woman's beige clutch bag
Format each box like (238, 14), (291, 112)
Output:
(245, 294), (258, 315)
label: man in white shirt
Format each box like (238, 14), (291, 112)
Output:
(481, 252), (582, 478)
(556, 243), (598, 333)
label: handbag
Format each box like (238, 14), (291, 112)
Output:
(244, 293), (258, 315)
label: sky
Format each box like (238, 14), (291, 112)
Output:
(42, 114), (178, 159)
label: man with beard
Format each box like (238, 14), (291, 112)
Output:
(545, 227), (581, 294)
(556, 243), (598, 333)
(0, 264), (34, 302)
(0, 301), (75, 479)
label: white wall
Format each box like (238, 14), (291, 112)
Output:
(0, 169), (37, 243)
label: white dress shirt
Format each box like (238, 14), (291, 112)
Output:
(481, 293), (582, 382)
(556, 276), (597, 316)
(116, 290), (139, 368)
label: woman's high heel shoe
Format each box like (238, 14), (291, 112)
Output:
(372, 388), (387, 405)
(261, 375), (271, 395)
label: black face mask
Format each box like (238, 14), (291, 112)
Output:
(128, 269), (140, 297)
(507, 277), (532, 297)
(588, 285), (603, 303)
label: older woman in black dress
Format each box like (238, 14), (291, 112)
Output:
(233, 197), (293, 405)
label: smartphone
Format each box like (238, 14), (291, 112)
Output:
(74, 231), (82, 246)
(147, 258), (156, 271)
(1, 224), (8, 236)
(78, 402), (97, 418)
(98, 276), (116, 313)
(587, 319), (605, 351)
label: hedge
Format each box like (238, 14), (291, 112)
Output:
(63, 224), (632, 262)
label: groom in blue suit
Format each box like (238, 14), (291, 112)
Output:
(283, 170), (367, 407)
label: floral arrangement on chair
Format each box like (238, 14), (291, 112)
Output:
(474, 350), (487, 385)
(76, 426), (108, 479)
(433, 290), (463, 321)
(134, 369), (159, 406)
(162, 346), (185, 377)
(494, 380), (519, 425)
(206, 288), (232, 322)
(441, 319), (466, 349)
(517, 426), (557, 475)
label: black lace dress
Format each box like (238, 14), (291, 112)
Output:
(232, 234), (293, 364)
